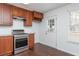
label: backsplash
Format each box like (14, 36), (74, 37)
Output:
(13, 19), (24, 30)
(0, 26), (12, 35)
(0, 19), (24, 35)
(0, 20), (38, 35)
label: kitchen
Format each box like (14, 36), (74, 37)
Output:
(0, 3), (43, 56)
(0, 3), (79, 56)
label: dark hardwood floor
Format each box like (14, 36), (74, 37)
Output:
(15, 43), (73, 56)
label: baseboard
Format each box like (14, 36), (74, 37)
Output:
(56, 48), (76, 56)
(39, 42), (76, 56)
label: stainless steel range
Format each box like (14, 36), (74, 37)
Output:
(13, 30), (28, 54)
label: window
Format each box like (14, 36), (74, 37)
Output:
(70, 10), (79, 32)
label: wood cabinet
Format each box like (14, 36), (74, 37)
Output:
(0, 36), (13, 56)
(28, 33), (34, 49)
(24, 11), (32, 26)
(0, 4), (3, 25)
(0, 3), (44, 26)
(0, 4), (12, 26)
(33, 11), (43, 21)
(12, 6), (32, 26)
(4, 36), (13, 55)
(12, 6), (33, 26)
(12, 6), (18, 17)
(12, 6), (25, 18)
(0, 37), (4, 55)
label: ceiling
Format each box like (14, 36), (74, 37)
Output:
(10, 3), (69, 13)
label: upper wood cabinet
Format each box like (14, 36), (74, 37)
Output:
(33, 11), (43, 21)
(12, 6), (32, 26)
(0, 4), (3, 25)
(12, 6), (25, 18)
(0, 4), (12, 26)
(0, 3), (44, 26)
(0, 36), (13, 56)
(24, 10), (33, 26)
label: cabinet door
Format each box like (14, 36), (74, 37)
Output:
(12, 6), (25, 18)
(33, 11), (43, 21)
(0, 37), (4, 56)
(0, 4), (3, 25)
(28, 34), (34, 49)
(12, 6), (18, 16)
(2, 4), (12, 25)
(4, 36), (13, 55)
(0, 4), (12, 26)
(24, 11), (32, 26)
(0, 36), (13, 56)
(18, 8), (25, 18)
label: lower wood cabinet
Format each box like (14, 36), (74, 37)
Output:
(0, 36), (13, 56)
(0, 37), (4, 55)
(0, 34), (34, 55)
(28, 33), (34, 49)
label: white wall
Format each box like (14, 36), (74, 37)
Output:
(0, 20), (40, 43)
(39, 3), (79, 56)
(24, 21), (40, 43)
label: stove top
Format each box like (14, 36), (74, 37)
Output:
(13, 33), (28, 35)
(12, 30), (28, 38)
(13, 30), (25, 34)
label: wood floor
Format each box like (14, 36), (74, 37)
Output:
(15, 43), (73, 56)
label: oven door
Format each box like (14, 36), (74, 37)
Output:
(14, 37), (28, 50)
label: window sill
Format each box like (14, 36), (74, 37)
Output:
(68, 40), (79, 44)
